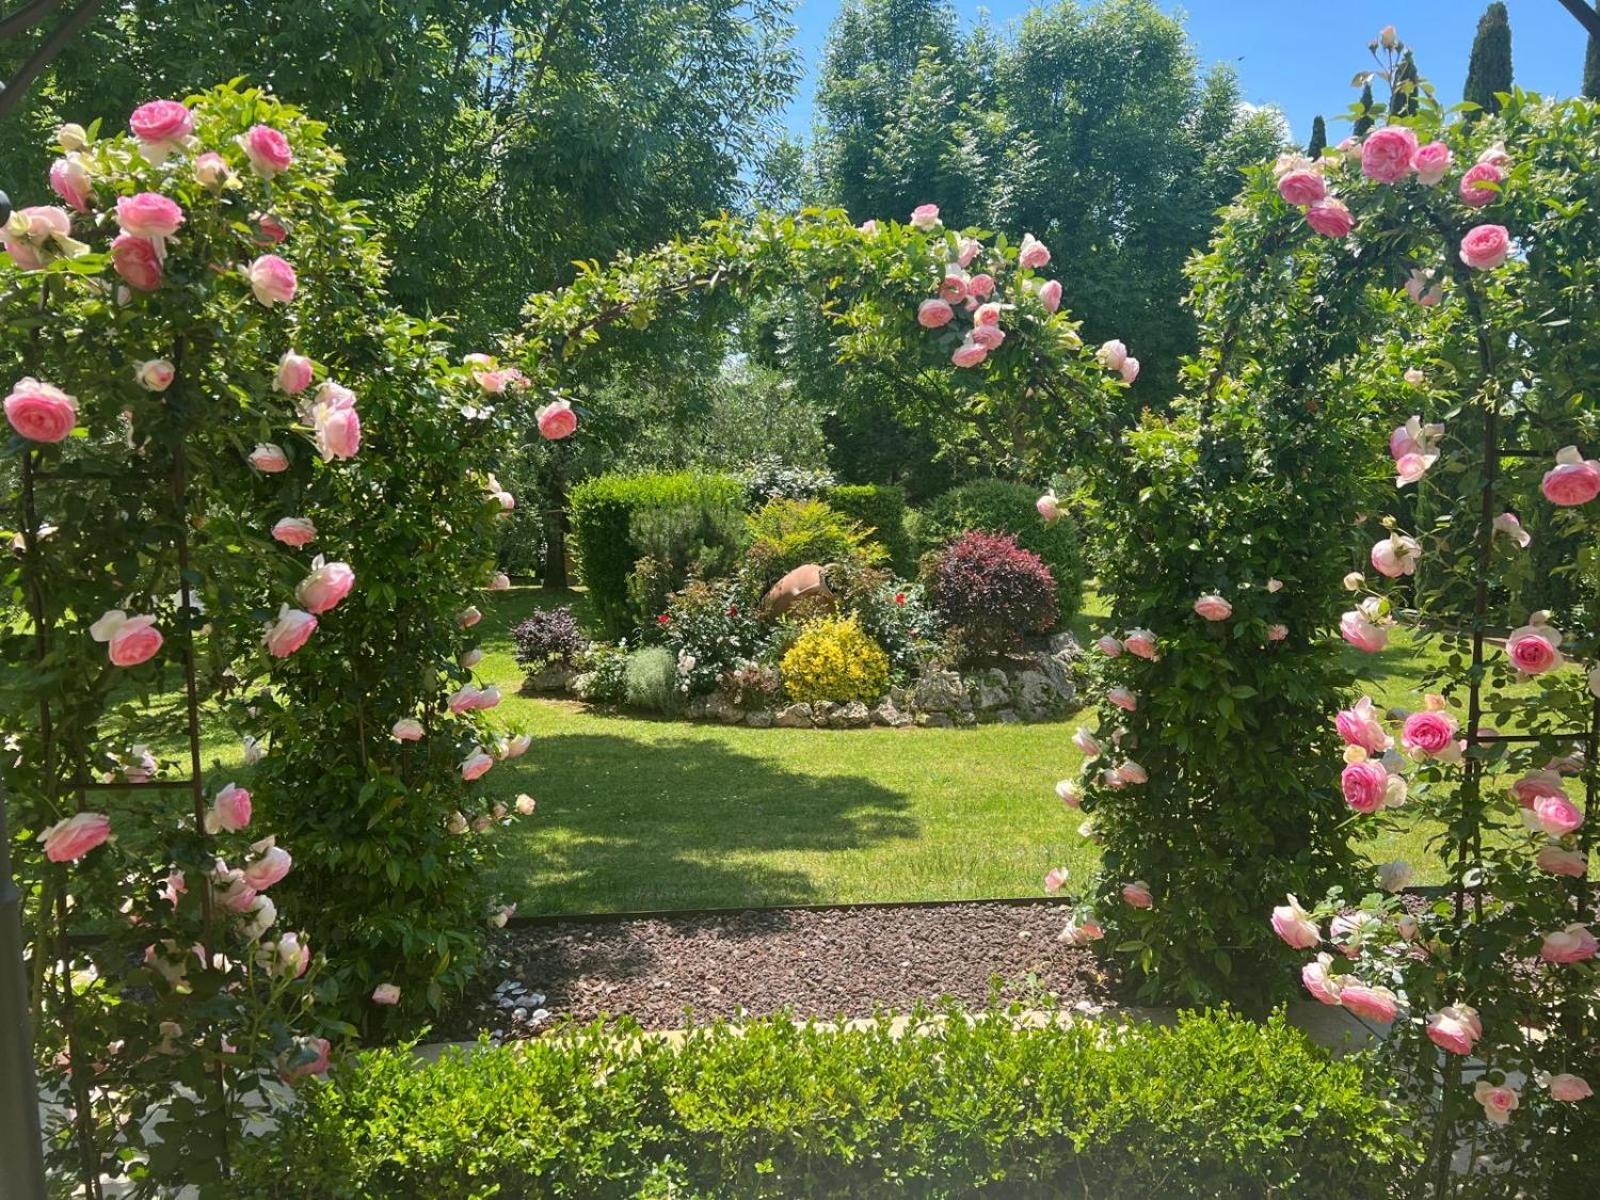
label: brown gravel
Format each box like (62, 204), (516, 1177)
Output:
(438, 900), (1116, 1039)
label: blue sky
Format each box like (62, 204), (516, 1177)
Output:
(783, 1), (1591, 143)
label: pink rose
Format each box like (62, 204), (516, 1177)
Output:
(111, 233), (163, 291)
(135, 359), (175, 392)
(448, 685), (485, 715)
(1474, 1081), (1519, 1126)
(1411, 141), (1453, 185)
(489, 572), (511, 591)
(1038, 279), (1062, 312)
(239, 125), (293, 178)
(205, 784), (252, 834)
(1119, 356), (1140, 384)
(256, 213), (289, 244)
(40, 811), (111, 862)
(1459, 162), (1503, 208)
(1305, 199), (1354, 238)
(503, 735), (532, 760)
(1271, 895), (1320, 949)
(1277, 170), (1326, 206)
(49, 156), (92, 212)
(1193, 593), (1231, 621)
(194, 152), (233, 191)
(1402, 709), (1459, 759)
(938, 268), (967, 303)
(1054, 779), (1080, 808)
(248, 443), (290, 473)
(1107, 686), (1137, 713)
(1361, 126), (1419, 184)
(1336, 698), (1392, 753)
(1095, 634), (1122, 657)
(128, 101), (193, 161)
(461, 750), (494, 781)
(1302, 954), (1343, 1005)
(280, 1037), (331, 1084)
(391, 718), (425, 742)
(1036, 492), (1061, 522)
(1459, 224), (1510, 270)
(1340, 610), (1388, 653)
(909, 203), (940, 230)
(1547, 1074), (1593, 1103)
(1541, 447), (1600, 506)
(951, 340), (987, 368)
(275, 352), (314, 395)
(969, 324), (1005, 350)
(459, 606), (482, 628)
(248, 255), (298, 306)
(1533, 793), (1585, 836)
(1427, 1004), (1482, 1056)
(372, 983), (401, 1006)
(918, 299), (954, 328)
(1123, 629), (1158, 660)
(1017, 233), (1050, 269)
(295, 556), (355, 614)
(1121, 880), (1152, 909)
(115, 192), (184, 239)
(314, 402), (361, 461)
(89, 610), (163, 667)
(1492, 512), (1531, 546)
(972, 302), (1002, 327)
(1536, 844), (1587, 877)
(537, 399), (578, 440)
(1096, 340), (1127, 371)
(1506, 628), (1562, 675)
(244, 845), (293, 890)
(1540, 923), (1598, 964)
(263, 604), (318, 658)
(1043, 866), (1068, 894)
(967, 273), (994, 299)
(858, 219), (878, 235)
(1060, 915), (1103, 945)
(1341, 760), (1389, 814)
(4, 377), (78, 442)
(1339, 983), (1398, 1023)
(1370, 535), (1419, 578)
(956, 237), (981, 267)
(1072, 727), (1100, 757)
(1404, 269), (1443, 306)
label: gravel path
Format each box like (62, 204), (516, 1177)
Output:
(439, 900), (1115, 1039)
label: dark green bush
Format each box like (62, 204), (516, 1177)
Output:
(827, 483), (913, 574)
(569, 472), (745, 637)
(236, 1007), (1410, 1199)
(913, 478), (1085, 619)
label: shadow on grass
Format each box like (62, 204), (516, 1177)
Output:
(487, 732), (918, 915)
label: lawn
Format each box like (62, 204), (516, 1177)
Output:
(471, 586), (1457, 915)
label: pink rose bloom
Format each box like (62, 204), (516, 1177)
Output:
(1492, 512), (1531, 547)
(111, 233), (163, 291)
(4, 377), (78, 442)
(1533, 793), (1585, 837)
(1402, 709), (1459, 759)
(1541, 446), (1600, 506)
(1427, 1004), (1482, 1056)
(248, 254), (298, 306)
(1341, 760), (1389, 814)
(1036, 492), (1061, 522)
(1340, 610), (1388, 653)
(1506, 631), (1561, 675)
(858, 219), (878, 235)
(1339, 983), (1399, 1023)
(537, 399), (578, 440)
(448, 685), (484, 715)
(461, 750), (494, 781)
(1536, 844), (1587, 877)
(459, 606), (482, 628)
(1410, 141), (1453, 185)
(909, 203), (940, 230)
(1459, 162), (1503, 208)
(1054, 779), (1080, 808)
(1096, 340), (1127, 371)
(951, 340), (987, 368)
(1305, 199), (1354, 238)
(969, 324), (1005, 350)
(1072, 727), (1101, 757)
(257, 213), (289, 244)
(1370, 535), (1420, 578)
(115, 192), (184, 239)
(1336, 697), (1392, 753)
(938, 269), (967, 303)
(1540, 923), (1598, 964)
(967, 273), (994, 299)
(205, 784), (252, 834)
(1459, 224), (1510, 270)
(295, 556), (355, 614)
(3, 205), (79, 271)
(1059, 915), (1103, 945)
(314, 403), (361, 461)
(1474, 1081), (1519, 1126)
(972, 301), (1002, 327)
(263, 604), (318, 658)
(275, 352), (314, 395)
(281, 1037), (331, 1084)
(1301, 954), (1343, 1005)
(1017, 233), (1050, 269)
(49, 156), (92, 212)
(1118, 356), (1140, 384)
(239, 124), (293, 178)
(1121, 880), (1153, 909)
(503, 734), (533, 760)
(1095, 634), (1122, 657)
(1277, 170), (1326, 206)
(248, 443), (290, 472)
(1123, 629), (1158, 660)
(956, 237), (981, 267)
(1107, 686), (1137, 713)
(391, 718), (424, 742)
(40, 811), (111, 862)
(918, 298), (954, 328)
(372, 983), (402, 1006)
(1193, 593), (1232, 621)
(128, 99), (192, 143)
(489, 572), (511, 591)
(194, 152), (233, 191)
(1404, 269), (1444, 307)
(1038, 279), (1062, 312)
(1271, 895), (1320, 949)
(1394, 451), (1436, 488)
(244, 845), (292, 890)
(271, 517), (316, 548)
(1361, 126), (1419, 184)
(135, 359), (175, 392)
(90, 610), (164, 667)
(1043, 867), (1068, 894)
(1547, 1074), (1593, 1103)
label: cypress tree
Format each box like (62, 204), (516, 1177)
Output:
(1307, 115), (1327, 158)
(1463, 3), (1513, 115)
(1391, 51), (1419, 117)
(1353, 83), (1376, 137)
(1585, 1), (1600, 100)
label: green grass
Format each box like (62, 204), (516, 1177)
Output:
(471, 586), (1471, 914)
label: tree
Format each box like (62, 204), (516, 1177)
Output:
(1585, 1), (1600, 99)
(1390, 50), (1419, 117)
(1307, 114), (1327, 157)
(1353, 81), (1376, 136)
(1463, 2), (1513, 114)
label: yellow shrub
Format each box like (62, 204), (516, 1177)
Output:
(779, 615), (891, 705)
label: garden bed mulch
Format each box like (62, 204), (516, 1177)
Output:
(436, 900), (1116, 1040)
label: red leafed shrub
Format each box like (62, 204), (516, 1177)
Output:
(925, 531), (1057, 658)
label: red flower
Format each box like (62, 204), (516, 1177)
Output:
(727, 605), (739, 617)
(656, 614), (670, 625)
(894, 592), (907, 605)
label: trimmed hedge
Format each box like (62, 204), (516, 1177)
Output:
(236, 1007), (1410, 1199)
(913, 479), (1085, 619)
(827, 483), (913, 574)
(569, 472), (744, 638)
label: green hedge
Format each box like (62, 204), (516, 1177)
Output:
(827, 483), (913, 575)
(235, 1008), (1409, 1199)
(568, 471), (744, 638)
(913, 479), (1085, 619)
